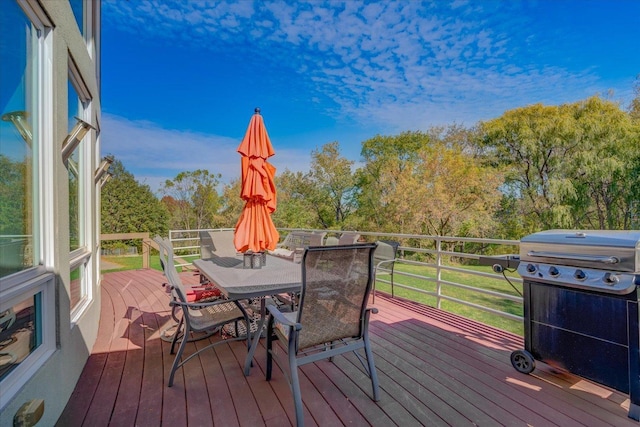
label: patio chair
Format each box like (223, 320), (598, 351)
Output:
(154, 236), (184, 326)
(199, 230), (238, 258)
(371, 240), (400, 303)
(164, 272), (250, 386)
(311, 231), (327, 246)
(337, 232), (360, 245)
(154, 236), (222, 311)
(265, 243), (380, 427)
(154, 236), (223, 343)
(160, 237), (251, 387)
(324, 235), (339, 245)
(271, 231), (323, 263)
(198, 230), (239, 286)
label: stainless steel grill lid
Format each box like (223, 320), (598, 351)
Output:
(520, 230), (640, 273)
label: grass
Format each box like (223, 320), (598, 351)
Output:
(101, 254), (525, 336)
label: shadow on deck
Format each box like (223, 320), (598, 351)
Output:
(57, 269), (636, 426)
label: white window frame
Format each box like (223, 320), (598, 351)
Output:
(0, 2), (57, 410)
(0, 271), (56, 409)
(68, 57), (94, 323)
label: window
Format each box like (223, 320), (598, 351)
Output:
(0, 1), (39, 279)
(0, 294), (42, 382)
(0, 271), (55, 409)
(0, 4), (55, 408)
(68, 80), (82, 252)
(68, 60), (92, 315)
(69, 263), (85, 310)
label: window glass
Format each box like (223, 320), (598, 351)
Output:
(0, 1), (36, 278)
(69, 0), (84, 35)
(67, 67), (91, 313)
(68, 81), (82, 252)
(70, 264), (82, 310)
(0, 293), (42, 381)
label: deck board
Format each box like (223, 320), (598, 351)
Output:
(56, 269), (638, 426)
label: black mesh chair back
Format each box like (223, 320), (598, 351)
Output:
(266, 243), (380, 427)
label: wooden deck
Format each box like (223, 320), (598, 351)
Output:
(57, 269), (637, 426)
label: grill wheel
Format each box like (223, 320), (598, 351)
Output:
(511, 349), (536, 374)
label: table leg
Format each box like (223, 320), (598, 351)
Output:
(243, 297), (266, 375)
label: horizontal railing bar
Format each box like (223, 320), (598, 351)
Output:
(438, 279), (523, 302)
(381, 281), (521, 321)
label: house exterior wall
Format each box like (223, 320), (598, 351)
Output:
(0, 1), (102, 425)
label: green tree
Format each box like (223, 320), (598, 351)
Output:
(480, 97), (639, 232)
(0, 154), (27, 236)
(356, 128), (501, 237)
(568, 97), (640, 229)
(629, 74), (640, 122)
(217, 178), (244, 228)
(357, 131), (426, 233)
(479, 103), (580, 230)
(101, 158), (169, 238)
(272, 170), (317, 228)
(413, 141), (503, 237)
(307, 142), (357, 228)
(161, 169), (221, 230)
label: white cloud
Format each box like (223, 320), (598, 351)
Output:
(101, 113), (310, 193)
(102, 0), (636, 135)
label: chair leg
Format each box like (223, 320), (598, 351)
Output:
(171, 304), (180, 323)
(289, 351), (304, 427)
(364, 334), (380, 401)
(170, 317), (184, 355)
(266, 317), (274, 381)
(168, 323), (189, 387)
(246, 320), (253, 351)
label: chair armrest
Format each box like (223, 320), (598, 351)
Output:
(366, 307), (379, 315)
(189, 284), (211, 289)
(292, 248), (304, 264)
(375, 259), (396, 269)
(169, 297), (238, 310)
(267, 303), (302, 331)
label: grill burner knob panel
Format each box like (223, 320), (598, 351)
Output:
(517, 263), (637, 295)
(603, 272), (619, 285)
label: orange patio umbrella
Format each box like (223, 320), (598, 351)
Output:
(234, 108), (280, 253)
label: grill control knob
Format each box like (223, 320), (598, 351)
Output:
(549, 266), (560, 277)
(526, 264), (536, 274)
(574, 269), (587, 281)
(603, 273), (619, 285)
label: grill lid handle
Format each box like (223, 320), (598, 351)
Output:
(526, 251), (620, 264)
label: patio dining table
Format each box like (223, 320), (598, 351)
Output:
(193, 254), (301, 375)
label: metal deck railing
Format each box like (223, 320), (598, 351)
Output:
(164, 228), (523, 333)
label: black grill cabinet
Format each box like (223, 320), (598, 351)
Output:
(514, 230), (640, 421)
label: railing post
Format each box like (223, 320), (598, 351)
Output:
(142, 237), (150, 269)
(436, 238), (442, 309)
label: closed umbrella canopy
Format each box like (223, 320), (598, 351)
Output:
(234, 108), (279, 253)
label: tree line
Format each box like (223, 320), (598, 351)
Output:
(100, 90), (640, 242)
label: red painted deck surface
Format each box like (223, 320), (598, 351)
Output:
(57, 269), (637, 426)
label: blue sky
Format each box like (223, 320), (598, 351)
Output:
(101, 0), (640, 192)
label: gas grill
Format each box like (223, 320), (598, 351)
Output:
(515, 230), (639, 421)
